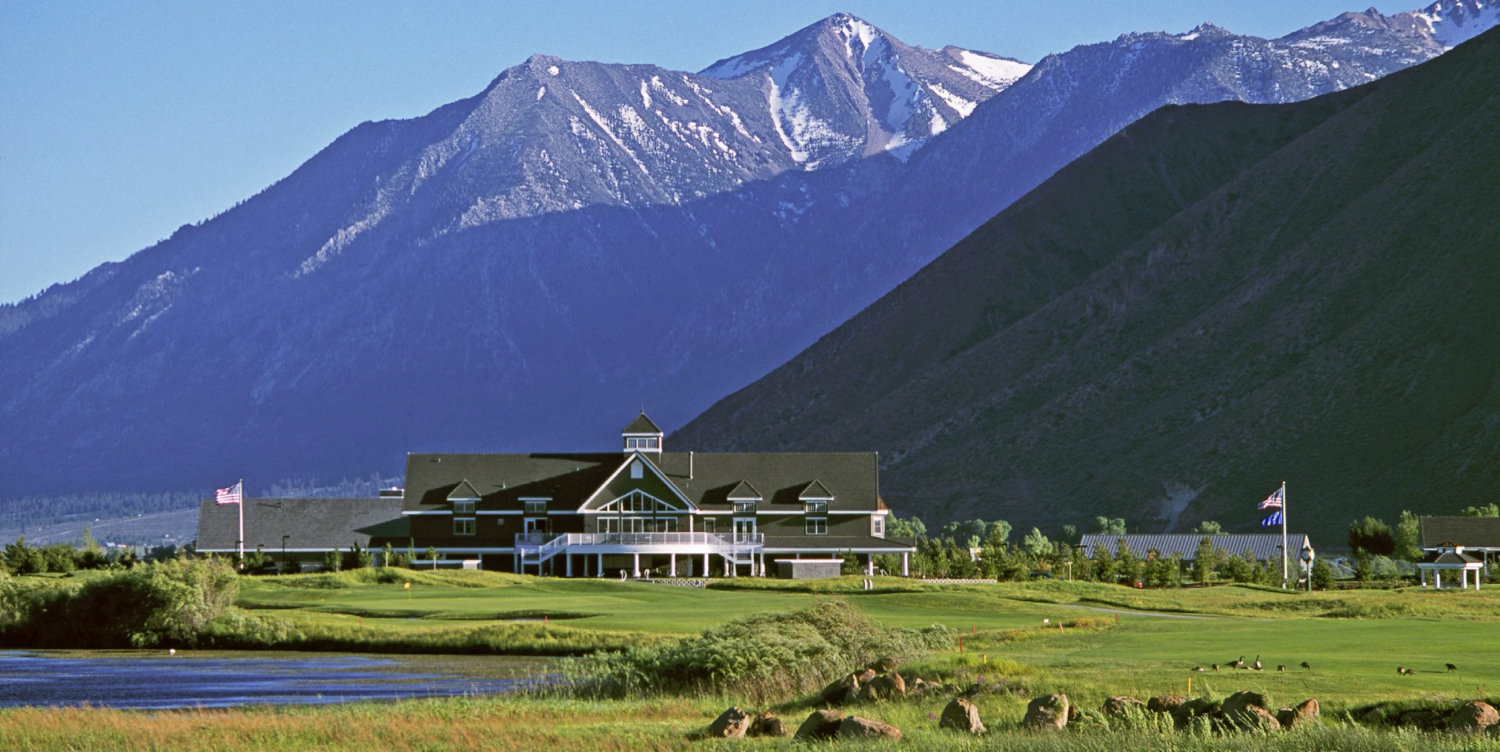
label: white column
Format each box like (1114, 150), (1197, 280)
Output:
(632, 553), (640, 578)
(759, 554), (766, 577)
(901, 552), (910, 577)
(597, 553), (604, 577)
(1437, 571), (1442, 589)
(865, 554), (874, 577)
(566, 554), (573, 578)
(669, 553), (677, 577)
(703, 553), (710, 578)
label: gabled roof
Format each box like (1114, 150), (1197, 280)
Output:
(1079, 534), (1313, 562)
(1419, 516), (1500, 549)
(726, 480), (762, 500)
(196, 497), (406, 552)
(622, 412), (662, 434)
(402, 451), (880, 513)
(799, 480), (834, 500)
(447, 480), (481, 500)
(1424, 550), (1481, 566)
(579, 452), (696, 511)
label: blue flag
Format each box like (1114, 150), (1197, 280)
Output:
(1261, 510), (1283, 527)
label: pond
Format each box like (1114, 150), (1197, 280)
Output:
(0, 650), (552, 710)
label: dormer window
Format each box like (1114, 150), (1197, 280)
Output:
(625, 436), (660, 451)
(734, 500), (756, 515)
(453, 499), (476, 515)
(524, 499), (548, 515)
(805, 500), (828, 516)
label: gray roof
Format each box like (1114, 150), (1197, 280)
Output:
(1424, 550), (1481, 566)
(1079, 534), (1313, 562)
(402, 452), (882, 513)
(622, 413), (663, 434)
(1419, 516), (1500, 549)
(196, 497), (407, 552)
(726, 480), (761, 499)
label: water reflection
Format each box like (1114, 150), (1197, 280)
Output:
(0, 651), (544, 710)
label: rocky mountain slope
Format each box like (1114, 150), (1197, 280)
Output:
(0, 4), (1494, 498)
(676, 26), (1500, 542)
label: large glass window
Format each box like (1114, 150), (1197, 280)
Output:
(805, 517), (828, 535)
(454, 518), (476, 536)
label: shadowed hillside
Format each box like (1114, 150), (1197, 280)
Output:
(675, 29), (1500, 541)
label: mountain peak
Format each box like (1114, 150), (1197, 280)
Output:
(699, 12), (895, 80)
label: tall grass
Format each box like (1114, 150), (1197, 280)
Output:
(563, 601), (950, 701)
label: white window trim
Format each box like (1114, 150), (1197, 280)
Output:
(805, 517), (829, 535)
(453, 518), (477, 536)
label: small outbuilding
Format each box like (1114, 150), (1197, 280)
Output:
(1418, 516), (1499, 577)
(1417, 544), (1485, 589)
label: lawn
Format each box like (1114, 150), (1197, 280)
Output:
(6, 572), (1500, 750)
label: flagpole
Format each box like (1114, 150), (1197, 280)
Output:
(1280, 481), (1288, 590)
(237, 478), (246, 565)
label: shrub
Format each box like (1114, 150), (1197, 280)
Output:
(0, 558), (239, 647)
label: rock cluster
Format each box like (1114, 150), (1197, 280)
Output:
(702, 707), (790, 739)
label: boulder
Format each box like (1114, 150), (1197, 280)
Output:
(1290, 698), (1319, 726)
(749, 711), (789, 738)
(1225, 704), (1281, 733)
(856, 668), (877, 685)
(1450, 701), (1499, 734)
(1221, 691), (1272, 719)
(1171, 698), (1218, 730)
(859, 672), (906, 701)
(707, 706), (751, 738)
(871, 655), (900, 673)
(1100, 695), (1145, 719)
(1147, 695), (1188, 715)
(818, 672), (861, 706)
(838, 715), (903, 741)
(907, 676), (935, 696)
(795, 709), (845, 740)
(940, 697), (986, 735)
(1023, 693), (1071, 731)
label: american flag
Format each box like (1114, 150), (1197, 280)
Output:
(1261, 510), (1283, 527)
(1258, 486), (1284, 510)
(215, 481), (243, 505)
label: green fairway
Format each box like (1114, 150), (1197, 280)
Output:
(228, 569), (1500, 710)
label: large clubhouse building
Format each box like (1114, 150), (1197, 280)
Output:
(197, 413), (915, 577)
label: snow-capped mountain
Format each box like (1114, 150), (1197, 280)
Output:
(0, 6), (1494, 500)
(701, 13), (1028, 164)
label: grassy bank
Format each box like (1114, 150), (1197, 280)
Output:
(2, 693), (1497, 752)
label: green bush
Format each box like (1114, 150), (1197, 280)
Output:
(564, 600), (949, 700)
(0, 558), (239, 647)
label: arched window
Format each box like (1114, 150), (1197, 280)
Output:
(630, 460), (643, 479)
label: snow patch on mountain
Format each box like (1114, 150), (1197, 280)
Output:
(927, 82), (976, 117)
(1415, 0), (1500, 48)
(951, 50), (1033, 89)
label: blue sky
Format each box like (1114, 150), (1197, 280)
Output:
(1, 0), (1379, 304)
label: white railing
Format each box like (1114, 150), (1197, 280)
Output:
(515, 532), (763, 551)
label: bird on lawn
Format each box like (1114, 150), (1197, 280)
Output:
(1446, 663), (1459, 672)
(1301, 662), (1311, 671)
(1212, 663), (1220, 671)
(1252, 655), (1263, 671)
(1193, 666), (1206, 672)
(1277, 665), (1286, 672)
(1230, 656), (1245, 670)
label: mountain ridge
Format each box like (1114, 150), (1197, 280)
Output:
(674, 26), (1500, 543)
(0, 4), (1494, 501)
